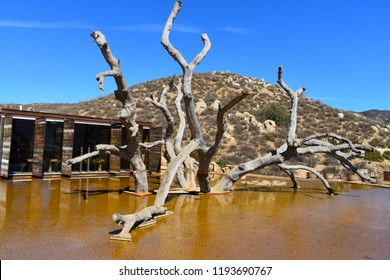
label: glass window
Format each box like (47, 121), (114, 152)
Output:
(120, 127), (150, 171)
(72, 124), (110, 172)
(120, 128), (131, 171)
(43, 121), (63, 172)
(9, 119), (35, 173)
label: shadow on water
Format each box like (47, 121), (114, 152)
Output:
(65, 188), (128, 200)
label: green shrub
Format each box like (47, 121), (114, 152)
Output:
(265, 133), (275, 142)
(213, 157), (226, 168)
(346, 133), (362, 144)
(257, 103), (290, 127)
(369, 137), (386, 148)
(383, 151), (390, 160)
(365, 150), (385, 162)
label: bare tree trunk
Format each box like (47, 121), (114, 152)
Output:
(161, 0), (247, 193)
(147, 80), (189, 188)
(90, 31), (148, 193)
(161, 0), (212, 193)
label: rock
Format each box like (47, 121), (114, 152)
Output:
(263, 120), (276, 132)
(234, 111), (245, 120)
(209, 161), (222, 173)
(232, 82), (241, 88)
(256, 122), (265, 131)
(337, 112), (344, 120)
(210, 100), (221, 112)
(195, 99), (207, 114)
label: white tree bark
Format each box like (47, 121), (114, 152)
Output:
(147, 80), (189, 188)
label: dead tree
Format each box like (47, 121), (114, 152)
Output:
(213, 66), (377, 193)
(161, 0), (248, 194)
(64, 31), (149, 193)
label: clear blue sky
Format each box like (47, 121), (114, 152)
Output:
(0, 0), (389, 112)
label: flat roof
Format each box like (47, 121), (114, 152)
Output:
(0, 108), (153, 127)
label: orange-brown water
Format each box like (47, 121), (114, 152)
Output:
(1, 176), (389, 260)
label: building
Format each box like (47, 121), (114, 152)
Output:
(0, 108), (162, 179)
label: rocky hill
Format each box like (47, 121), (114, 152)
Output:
(2, 72), (390, 174)
(361, 110), (390, 125)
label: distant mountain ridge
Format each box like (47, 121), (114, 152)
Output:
(361, 110), (390, 124)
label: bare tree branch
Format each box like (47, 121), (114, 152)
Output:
(300, 132), (362, 154)
(278, 163), (335, 194)
(208, 90), (249, 156)
(277, 66), (305, 147)
(139, 140), (165, 149)
(173, 78), (186, 154)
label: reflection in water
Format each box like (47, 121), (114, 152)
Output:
(0, 176), (390, 260)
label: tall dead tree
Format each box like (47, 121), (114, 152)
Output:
(64, 31), (149, 193)
(161, 0), (248, 194)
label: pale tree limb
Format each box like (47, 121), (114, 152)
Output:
(278, 163), (335, 194)
(64, 144), (127, 165)
(278, 166), (299, 189)
(65, 151), (101, 166)
(332, 151), (377, 183)
(209, 90), (249, 156)
(299, 139), (376, 183)
(96, 70), (115, 90)
(300, 132), (362, 154)
(277, 66), (305, 148)
(147, 80), (189, 188)
(197, 90), (249, 192)
(173, 78), (186, 154)
(172, 78), (196, 188)
(154, 139), (200, 206)
(139, 140), (165, 149)
(147, 82), (176, 161)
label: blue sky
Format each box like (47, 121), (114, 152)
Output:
(0, 0), (389, 112)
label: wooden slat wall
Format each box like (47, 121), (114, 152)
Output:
(32, 117), (46, 177)
(109, 125), (122, 174)
(0, 116), (12, 178)
(148, 127), (162, 173)
(61, 119), (75, 176)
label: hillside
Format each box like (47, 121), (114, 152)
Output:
(2, 72), (390, 175)
(361, 109), (390, 125)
